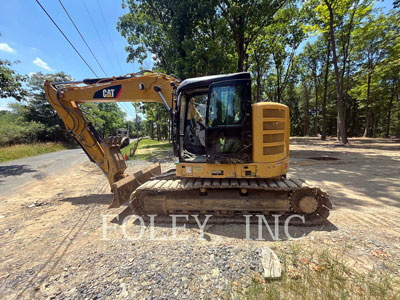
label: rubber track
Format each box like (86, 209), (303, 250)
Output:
(130, 177), (332, 227)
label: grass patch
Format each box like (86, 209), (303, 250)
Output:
(121, 138), (172, 161)
(0, 142), (75, 163)
(230, 245), (400, 300)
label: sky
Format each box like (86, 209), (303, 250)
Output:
(0, 0), (394, 118)
(0, 0), (153, 118)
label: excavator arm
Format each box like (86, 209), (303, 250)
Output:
(44, 72), (180, 207)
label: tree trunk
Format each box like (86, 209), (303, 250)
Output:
(150, 121), (154, 139)
(314, 72), (319, 136)
(372, 110), (377, 138)
(344, 62), (352, 137)
(303, 83), (310, 136)
(325, 0), (348, 144)
(156, 123), (161, 141)
(256, 63), (261, 102)
(386, 85), (394, 138)
(321, 38), (330, 141)
(237, 43), (245, 72)
(276, 63), (281, 103)
(236, 16), (245, 72)
(397, 87), (400, 138)
(167, 123), (170, 140)
(351, 96), (357, 137)
(363, 72), (372, 137)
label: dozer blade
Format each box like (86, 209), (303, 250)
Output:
(109, 163), (161, 208)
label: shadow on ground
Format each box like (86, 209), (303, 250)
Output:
(130, 149), (174, 163)
(291, 137), (400, 151)
(289, 147), (400, 210)
(110, 207), (338, 242)
(60, 194), (113, 206)
(0, 165), (37, 178)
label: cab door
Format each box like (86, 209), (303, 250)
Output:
(205, 80), (252, 164)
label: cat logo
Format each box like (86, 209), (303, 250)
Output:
(93, 85), (122, 99)
(103, 89), (115, 98)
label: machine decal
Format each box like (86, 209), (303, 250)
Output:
(93, 85), (122, 99)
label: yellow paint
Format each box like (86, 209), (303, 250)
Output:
(177, 158), (289, 179)
(177, 102), (290, 180)
(44, 73), (291, 190)
(252, 102), (290, 163)
(44, 73), (179, 187)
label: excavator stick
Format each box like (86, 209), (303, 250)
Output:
(109, 163), (161, 208)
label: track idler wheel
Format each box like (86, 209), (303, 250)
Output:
(290, 189), (319, 214)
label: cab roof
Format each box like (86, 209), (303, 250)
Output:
(176, 72), (250, 95)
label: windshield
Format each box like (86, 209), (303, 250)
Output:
(208, 85), (245, 127)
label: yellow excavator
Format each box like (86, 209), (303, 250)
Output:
(44, 71), (332, 225)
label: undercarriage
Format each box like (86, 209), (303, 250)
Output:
(128, 165), (332, 226)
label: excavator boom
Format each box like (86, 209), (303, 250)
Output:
(44, 72), (179, 207)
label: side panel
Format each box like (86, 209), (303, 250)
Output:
(176, 160), (289, 179)
(252, 103), (290, 163)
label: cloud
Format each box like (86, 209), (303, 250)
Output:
(33, 57), (54, 71)
(0, 43), (15, 53)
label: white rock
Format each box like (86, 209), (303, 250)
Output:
(261, 247), (282, 278)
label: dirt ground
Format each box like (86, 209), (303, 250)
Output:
(0, 137), (399, 299)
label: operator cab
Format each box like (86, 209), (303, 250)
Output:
(176, 72), (252, 164)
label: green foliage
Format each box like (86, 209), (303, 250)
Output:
(116, 1), (400, 139)
(118, 0), (236, 78)
(121, 138), (172, 160)
(0, 71), (130, 147)
(80, 102), (126, 138)
(231, 246), (400, 299)
(255, 3), (306, 103)
(0, 142), (71, 163)
(218, 0), (287, 71)
(0, 111), (46, 146)
(14, 72), (74, 142)
(0, 59), (27, 101)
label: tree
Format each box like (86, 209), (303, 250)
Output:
(218, 0), (287, 71)
(118, 0), (236, 79)
(17, 72), (74, 142)
(115, 0), (399, 140)
(301, 41), (325, 136)
(0, 109), (45, 146)
(321, 36), (331, 140)
(81, 103), (126, 138)
(324, 0), (349, 144)
(263, 4), (305, 103)
(351, 13), (391, 137)
(10, 72), (126, 142)
(0, 60), (27, 101)
(117, 0), (287, 77)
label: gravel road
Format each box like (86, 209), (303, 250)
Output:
(0, 149), (87, 196)
(0, 138), (399, 299)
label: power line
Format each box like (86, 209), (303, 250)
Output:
(123, 102), (137, 118)
(81, 0), (117, 75)
(120, 102), (136, 117)
(118, 103), (134, 120)
(34, 0), (98, 77)
(96, 0), (124, 75)
(58, 0), (108, 77)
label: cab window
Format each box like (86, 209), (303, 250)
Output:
(208, 85), (245, 127)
